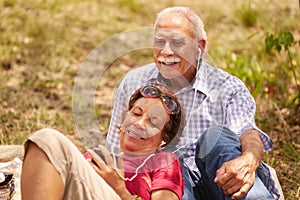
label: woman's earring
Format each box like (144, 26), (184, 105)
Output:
(160, 141), (166, 147)
(116, 125), (122, 133)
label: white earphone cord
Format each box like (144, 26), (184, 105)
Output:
(172, 58), (202, 154)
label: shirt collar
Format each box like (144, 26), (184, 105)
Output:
(193, 60), (209, 96)
(153, 60), (210, 96)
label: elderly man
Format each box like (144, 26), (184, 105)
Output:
(106, 7), (280, 200)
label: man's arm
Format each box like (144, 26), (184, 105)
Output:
(214, 129), (263, 199)
(240, 129), (263, 170)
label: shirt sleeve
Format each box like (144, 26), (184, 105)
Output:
(105, 78), (129, 154)
(224, 80), (274, 152)
(151, 153), (184, 200)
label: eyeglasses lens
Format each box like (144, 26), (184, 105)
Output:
(161, 97), (178, 114)
(141, 86), (161, 97)
(141, 86), (179, 115)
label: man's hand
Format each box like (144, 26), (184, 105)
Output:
(214, 129), (263, 199)
(214, 153), (257, 199)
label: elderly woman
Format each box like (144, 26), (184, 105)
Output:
(21, 84), (185, 200)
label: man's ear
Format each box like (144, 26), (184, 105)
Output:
(198, 39), (206, 52)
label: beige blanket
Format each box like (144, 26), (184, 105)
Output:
(0, 145), (24, 162)
(0, 145), (23, 200)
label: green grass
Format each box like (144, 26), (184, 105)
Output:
(1, 0), (299, 198)
(235, 0), (259, 27)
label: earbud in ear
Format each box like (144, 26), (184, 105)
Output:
(160, 141), (166, 147)
(198, 47), (202, 59)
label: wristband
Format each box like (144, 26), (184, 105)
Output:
(133, 195), (141, 200)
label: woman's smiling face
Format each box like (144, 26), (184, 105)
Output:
(119, 97), (170, 155)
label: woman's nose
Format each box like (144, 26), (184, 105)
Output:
(135, 117), (147, 128)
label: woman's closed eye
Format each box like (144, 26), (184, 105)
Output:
(150, 117), (164, 129)
(131, 107), (143, 116)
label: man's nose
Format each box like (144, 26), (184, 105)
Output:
(161, 42), (174, 55)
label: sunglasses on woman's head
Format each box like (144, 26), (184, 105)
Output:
(140, 85), (180, 115)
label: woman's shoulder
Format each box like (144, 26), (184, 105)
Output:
(149, 151), (180, 168)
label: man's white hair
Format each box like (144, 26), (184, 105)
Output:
(154, 6), (207, 42)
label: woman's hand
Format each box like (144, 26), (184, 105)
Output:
(88, 145), (133, 200)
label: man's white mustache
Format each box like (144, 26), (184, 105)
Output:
(158, 56), (181, 64)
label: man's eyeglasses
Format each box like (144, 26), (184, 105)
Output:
(140, 85), (180, 115)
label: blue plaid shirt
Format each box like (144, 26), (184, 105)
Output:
(105, 62), (279, 199)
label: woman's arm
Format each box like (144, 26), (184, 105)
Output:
(89, 147), (183, 200)
(150, 153), (183, 200)
(88, 147), (137, 200)
(151, 190), (179, 200)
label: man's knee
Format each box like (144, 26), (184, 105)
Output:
(197, 125), (239, 159)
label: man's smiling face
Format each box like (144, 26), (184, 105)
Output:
(153, 13), (199, 83)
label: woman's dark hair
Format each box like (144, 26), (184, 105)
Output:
(128, 85), (185, 148)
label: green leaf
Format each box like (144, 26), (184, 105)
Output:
(275, 43), (282, 52)
(265, 33), (276, 53)
(278, 31), (294, 51)
(264, 31), (296, 53)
